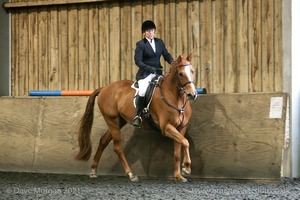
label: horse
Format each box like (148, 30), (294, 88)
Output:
(75, 54), (197, 182)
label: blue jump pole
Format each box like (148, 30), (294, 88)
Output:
(29, 90), (62, 96)
(29, 88), (207, 96)
(196, 88), (207, 94)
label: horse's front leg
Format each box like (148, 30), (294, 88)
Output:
(174, 141), (187, 182)
(181, 148), (192, 177)
(164, 124), (190, 182)
(180, 126), (191, 177)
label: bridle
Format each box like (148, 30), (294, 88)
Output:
(175, 63), (195, 95)
(159, 63), (196, 127)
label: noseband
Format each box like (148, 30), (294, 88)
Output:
(181, 80), (194, 88)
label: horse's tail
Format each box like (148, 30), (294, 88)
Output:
(75, 88), (101, 161)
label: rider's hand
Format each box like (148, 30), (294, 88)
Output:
(144, 66), (157, 74)
(171, 60), (177, 66)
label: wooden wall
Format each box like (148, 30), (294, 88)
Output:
(5, 0), (282, 96)
(0, 93), (287, 180)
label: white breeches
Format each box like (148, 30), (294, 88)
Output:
(137, 73), (156, 97)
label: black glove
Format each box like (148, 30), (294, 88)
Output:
(144, 66), (157, 74)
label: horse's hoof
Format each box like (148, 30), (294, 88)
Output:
(90, 168), (97, 178)
(181, 167), (191, 176)
(175, 176), (188, 183)
(128, 172), (139, 182)
(90, 174), (98, 178)
(130, 176), (139, 182)
(181, 177), (188, 182)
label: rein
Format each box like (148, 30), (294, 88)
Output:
(159, 87), (188, 128)
(158, 63), (193, 127)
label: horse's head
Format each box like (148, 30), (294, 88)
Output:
(172, 54), (197, 100)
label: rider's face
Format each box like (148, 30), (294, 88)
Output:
(144, 29), (155, 39)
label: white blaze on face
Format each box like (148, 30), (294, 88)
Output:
(184, 65), (192, 81)
(184, 65), (196, 93)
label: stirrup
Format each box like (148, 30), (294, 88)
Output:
(132, 116), (142, 127)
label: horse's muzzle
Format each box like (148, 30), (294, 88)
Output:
(187, 93), (197, 100)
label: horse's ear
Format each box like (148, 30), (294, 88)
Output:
(177, 55), (183, 63)
(187, 54), (192, 61)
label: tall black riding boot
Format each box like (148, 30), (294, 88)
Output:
(132, 95), (145, 128)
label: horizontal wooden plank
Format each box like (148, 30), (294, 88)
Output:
(4, 0), (110, 9)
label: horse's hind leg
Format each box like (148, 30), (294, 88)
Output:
(109, 124), (139, 182)
(90, 129), (112, 178)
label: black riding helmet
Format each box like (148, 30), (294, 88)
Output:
(142, 20), (156, 33)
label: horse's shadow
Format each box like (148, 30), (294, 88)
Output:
(111, 125), (204, 178)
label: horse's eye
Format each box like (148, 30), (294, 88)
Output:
(179, 72), (184, 77)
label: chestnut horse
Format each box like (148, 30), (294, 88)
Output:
(75, 54), (197, 182)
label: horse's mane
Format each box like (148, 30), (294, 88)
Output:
(166, 57), (179, 76)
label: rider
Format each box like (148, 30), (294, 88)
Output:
(133, 20), (174, 127)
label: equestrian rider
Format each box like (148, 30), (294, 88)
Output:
(133, 20), (174, 127)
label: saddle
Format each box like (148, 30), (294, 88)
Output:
(132, 75), (163, 131)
